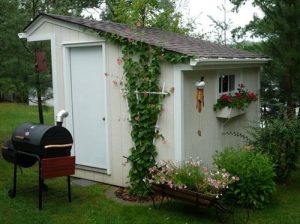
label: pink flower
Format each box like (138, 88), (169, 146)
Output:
(117, 57), (123, 65)
(238, 83), (246, 88)
(169, 87), (175, 93)
(159, 54), (165, 61)
(235, 92), (242, 99)
(221, 94), (233, 103)
(247, 92), (257, 101)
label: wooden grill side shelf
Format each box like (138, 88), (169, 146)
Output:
(39, 156), (75, 209)
(41, 156), (75, 178)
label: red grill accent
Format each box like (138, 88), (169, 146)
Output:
(41, 156), (75, 179)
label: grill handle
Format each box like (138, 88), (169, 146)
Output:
(44, 143), (73, 149)
(15, 136), (25, 140)
(15, 136), (29, 141)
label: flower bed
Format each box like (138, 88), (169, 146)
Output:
(148, 159), (248, 223)
(148, 159), (239, 197)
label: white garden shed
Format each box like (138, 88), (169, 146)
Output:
(20, 13), (269, 187)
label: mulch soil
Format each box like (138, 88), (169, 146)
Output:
(114, 187), (163, 203)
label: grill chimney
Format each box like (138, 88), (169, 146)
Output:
(56, 110), (69, 126)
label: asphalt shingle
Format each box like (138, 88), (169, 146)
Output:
(26, 13), (266, 59)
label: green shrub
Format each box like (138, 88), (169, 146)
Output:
(213, 148), (276, 209)
(250, 117), (300, 182)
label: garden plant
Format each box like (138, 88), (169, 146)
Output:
(249, 116), (300, 183)
(213, 147), (276, 209)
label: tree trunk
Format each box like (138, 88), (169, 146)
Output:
(285, 71), (294, 117)
(36, 73), (44, 124)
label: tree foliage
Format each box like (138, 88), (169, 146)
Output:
(19, 0), (100, 17)
(207, 0), (233, 45)
(0, 0), (31, 102)
(230, 0), (300, 115)
(0, 0), (100, 122)
(101, 0), (192, 34)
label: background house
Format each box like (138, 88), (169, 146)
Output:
(19, 13), (268, 187)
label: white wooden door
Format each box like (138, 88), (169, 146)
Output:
(69, 46), (107, 169)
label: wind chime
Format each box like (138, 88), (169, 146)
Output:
(195, 78), (205, 112)
(195, 78), (205, 136)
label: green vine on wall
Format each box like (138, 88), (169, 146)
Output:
(102, 31), (190, 196)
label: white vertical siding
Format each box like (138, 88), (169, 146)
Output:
(183, 70), (221, 165)
(183, 67), (260, 165)
(155, 63), (175, 162)
(221, 67), (260, 148)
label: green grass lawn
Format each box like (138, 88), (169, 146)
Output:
(0, 103), (55, 141)
(0, 103), (300, 224)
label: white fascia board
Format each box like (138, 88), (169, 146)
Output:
(22, 16), (99, 41)
(190, 58), (271, 67)
(18, 33), (27, 39)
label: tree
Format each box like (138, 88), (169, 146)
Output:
(208, 0), (233, 45)
(100, 0), (193, 34)
(230, 0), (300, 116)
(0, 0), (32, 103)
(0, 0), (101, 123)
(19, 0), (101, 18)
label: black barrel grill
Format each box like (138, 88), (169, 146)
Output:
(12, 123), (73, 158)
(1, 111), (75, 210)
(2, 139), (37, 168)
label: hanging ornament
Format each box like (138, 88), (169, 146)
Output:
(195, 78), (205, 113)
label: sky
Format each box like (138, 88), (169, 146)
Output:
(180, 0), (263, 39)
(83, 0), (264, 41)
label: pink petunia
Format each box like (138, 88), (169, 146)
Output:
(238, 83), (246, 88)
(247, 92), (257, 101)
(117, 57), (123, 65)
(235, 92), (242, 99)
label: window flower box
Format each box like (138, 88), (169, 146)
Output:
(215, 107), (246, 119)
(213, 83), (257, 116)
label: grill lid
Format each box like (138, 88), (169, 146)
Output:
(12, 123), (73, 149)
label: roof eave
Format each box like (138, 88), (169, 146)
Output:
(18, 32), (28, 39)
(190, 57), (271, 67)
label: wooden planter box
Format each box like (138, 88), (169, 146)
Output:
(151, 184), (250, 224)
(152, 184), (217, 208)
(216, 107), (246, 119)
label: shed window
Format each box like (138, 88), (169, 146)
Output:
(219, 75), (235, 94)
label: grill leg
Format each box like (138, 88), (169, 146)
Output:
(39, 161), (43, 210)
(67, 176), (71, 202)
(8, 160), (17, 198)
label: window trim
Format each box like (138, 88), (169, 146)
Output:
(219, 74), (236, 94)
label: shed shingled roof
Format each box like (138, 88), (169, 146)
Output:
(26, 13), (266, 59)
